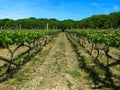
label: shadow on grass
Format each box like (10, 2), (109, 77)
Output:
(0, 47), (42, 83)
(66, 33), (120, 90)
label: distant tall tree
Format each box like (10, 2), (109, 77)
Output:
(104, 19), (112, 29)
(109, 12), (120, 28)
(5, 20), (17, 30)
(0, 18), (10, 29)
(48, 18), (59, 29)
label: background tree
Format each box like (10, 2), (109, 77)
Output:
(0, 11), (120, 30)
(5, 20), (17, 29)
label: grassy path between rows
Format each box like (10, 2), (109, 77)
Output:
(0, 32), (91, 90)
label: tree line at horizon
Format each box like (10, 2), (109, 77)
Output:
(0, 11), (120, 30)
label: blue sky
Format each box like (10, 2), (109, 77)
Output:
(0, 0), (120, 20)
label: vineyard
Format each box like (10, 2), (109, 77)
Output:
(0, 30), (59, 80)
(0, 29), (120, 90)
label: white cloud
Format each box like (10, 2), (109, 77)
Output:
(90, 3), (100, 7)
(114, 5), (119, 11)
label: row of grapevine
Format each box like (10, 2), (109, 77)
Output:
(67, 30), (120, 89)
(0, 30), (59, 81)
(0, 30), (59, 47)
(67, 30), (120, 48)
(67, 30), (120, 64)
